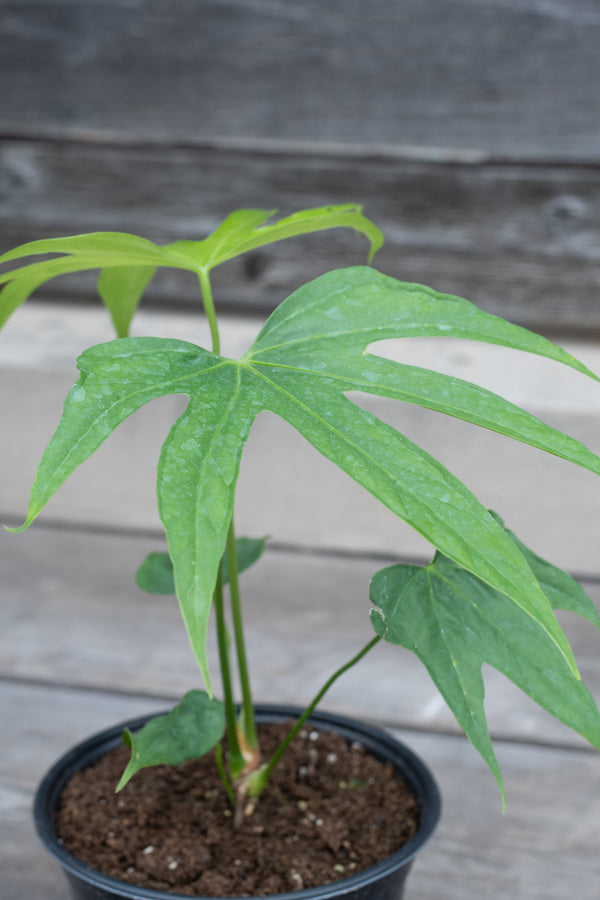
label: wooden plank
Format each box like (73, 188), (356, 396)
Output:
(3, 140), (600, 334)
(0, 684), (164, 900)
(2, 1), (600, 162)
(406, 731), (600, 900)
(1, 524), (599, 747)
(2, 680), (600, 899)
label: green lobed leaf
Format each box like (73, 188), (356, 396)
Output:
(9, 338), (227, 533)
(116, 690), (225, 791)
(164, 209), (277, 265)
(136, 536), (269, 595)
(9, 338), (253, 691)
(243, 270), (600, 674)
(369, 532), (600, 804)
(0, 206), (381, 332)
(14, 268), (600, 688)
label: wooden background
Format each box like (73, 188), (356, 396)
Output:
(1, 0), (600, 336)
(2, 4), (600, 898)
(2, 303), (600, 899)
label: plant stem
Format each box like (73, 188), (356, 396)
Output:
(197, 267), (258, 781)
(249, 634), (383, 796)
(213, 568), (244, 775)
(214, 742), (236, 806)
(198, 268), (258, 774)
(198, 268), (220, 356)
(227, 520), (258, 751)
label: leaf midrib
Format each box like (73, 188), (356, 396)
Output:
(249, 356), (493, 416)
(424, 565), (488, 732)
(0, 251), (186, 286)
(189, 364), (244, 600)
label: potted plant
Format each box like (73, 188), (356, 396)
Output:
(2, 204), (600, 899)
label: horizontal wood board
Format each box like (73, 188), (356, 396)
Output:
(2, 140), (600, 335)
(2, 681), (600, 899)
(3, 524), (600, 748)
(4, 0), (600, 333)
(2, 0), (600, 162)
(4, 3), (600, 893)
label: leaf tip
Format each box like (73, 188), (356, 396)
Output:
(4, 515), (34, 534)
(115, 769), (132, 793)
(367, 234), (384, 265)
(115, 729), (135, 792)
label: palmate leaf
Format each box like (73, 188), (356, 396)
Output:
(369, 520), (600, 803)
(12, 340), (255, 690)
(0, 204), (382, 334)
(13, 268), (600, 691)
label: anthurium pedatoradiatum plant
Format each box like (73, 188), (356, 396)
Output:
(2, 204), (600, 822)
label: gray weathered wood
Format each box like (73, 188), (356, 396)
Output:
(3, 681), (600, 899)
(0, 684), (165, 900)
(3, 1), (600, 333)
(2, 0), (600, 162)
(2, 140), (600, 335)
(1, 523), (599, 748)
(407, 733), (600, 899)
(3, 4), (600, 890)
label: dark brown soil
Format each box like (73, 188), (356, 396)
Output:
(56, 721), (419, 896)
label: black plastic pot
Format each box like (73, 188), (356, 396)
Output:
(34, 705), (441, 900)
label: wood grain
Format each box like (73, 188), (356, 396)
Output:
(3, 681), (600, 899)
(3, 3), (600, 893)
(3, 0), (600, 161)
(3, 1), (600, 334)
(2, 139), (600, 335)
(1, 523), (599, 748)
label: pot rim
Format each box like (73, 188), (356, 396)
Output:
(34, 704), (441, 900)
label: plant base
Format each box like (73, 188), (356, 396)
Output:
(34, 706), (441, 900)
